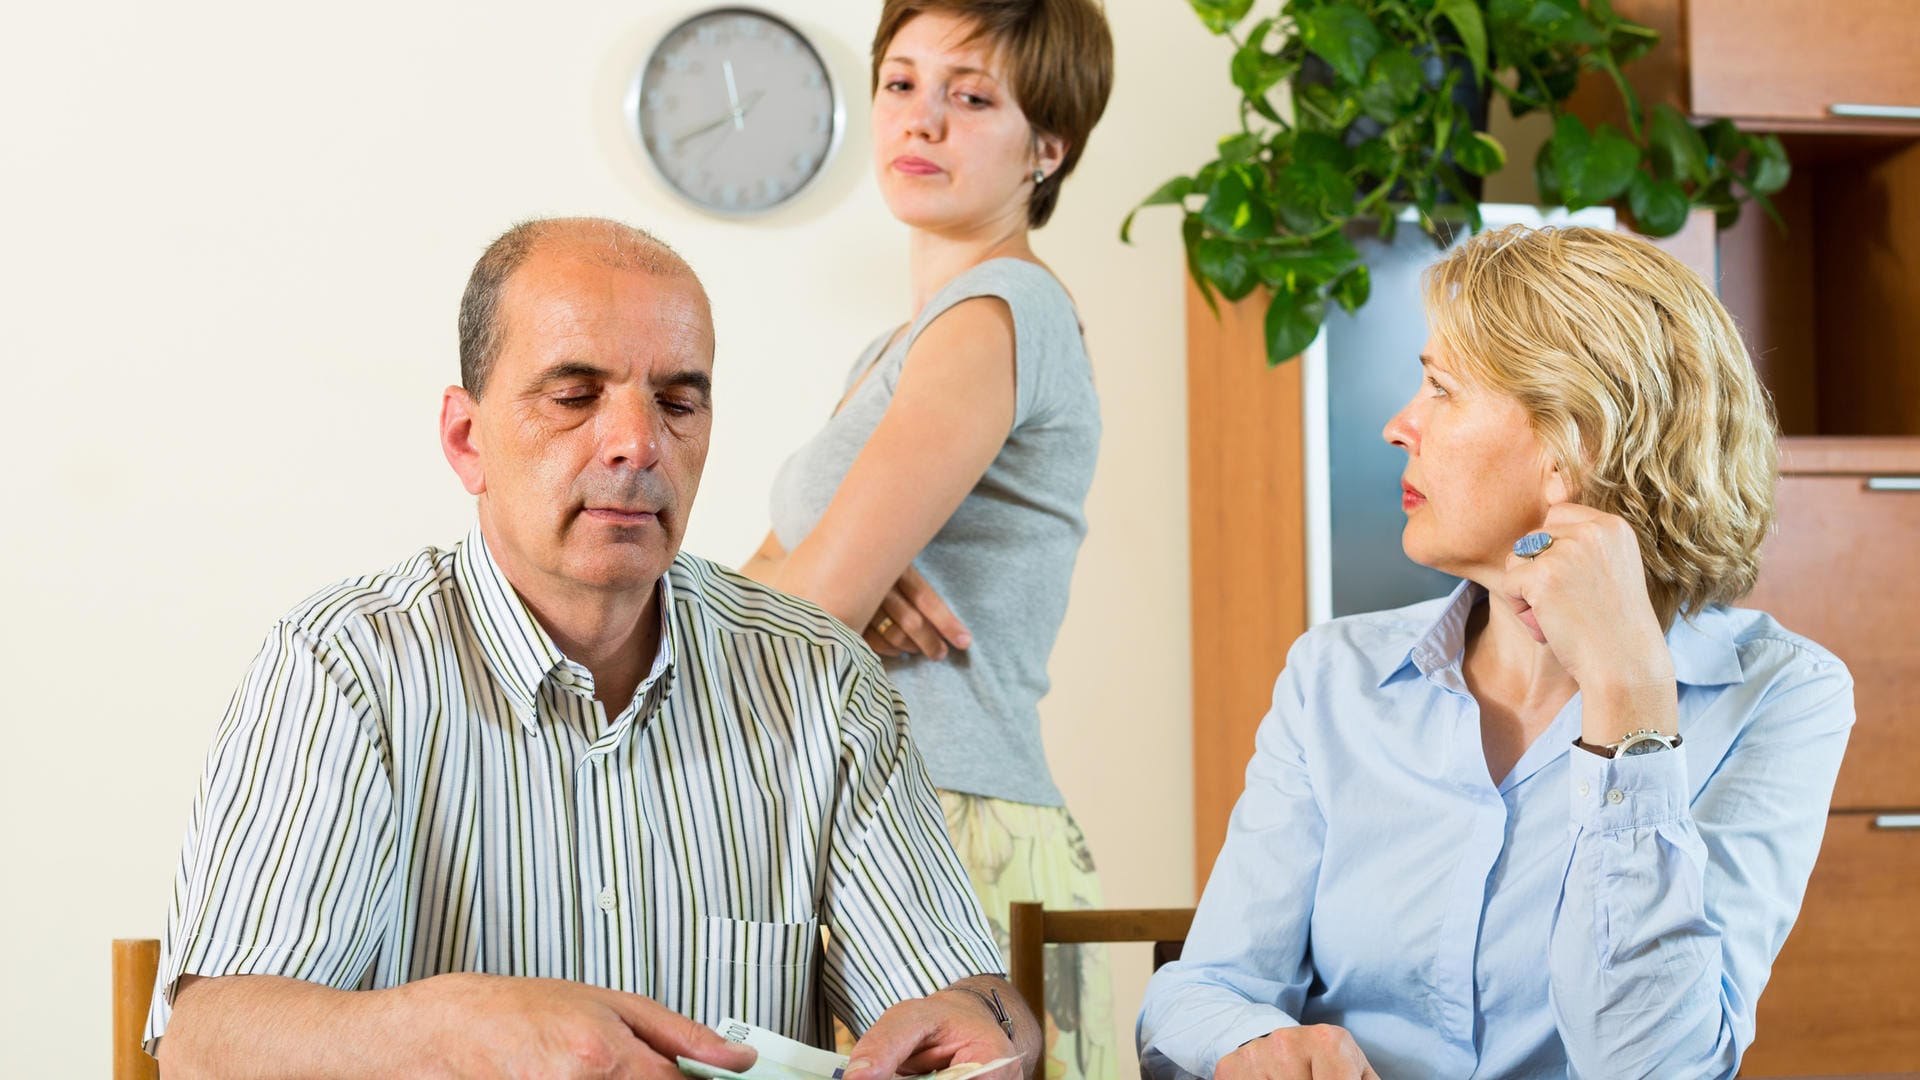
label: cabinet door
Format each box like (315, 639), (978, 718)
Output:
(1742, 812), (1920, 1075)
(1744, 470), (1920, 809)
(1689, 0), (1920, 123)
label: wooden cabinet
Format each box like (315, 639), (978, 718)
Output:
(1737, 437), (1920, 1076)
(1688, 0), (1920, 126)
(1746, 812), (1920, 1074)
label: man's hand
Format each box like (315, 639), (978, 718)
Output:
(1215, 1026), (1380, 1080)
(843, 977), (1034, 1080)
(864, 567), (970, 660)
(405, 973), (758, 1079)
(159, 971), (759, 1080)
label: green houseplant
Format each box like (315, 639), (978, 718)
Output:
(1124, 0), (1793, 365)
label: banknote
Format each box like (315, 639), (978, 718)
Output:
(677, 1017), (1019, 1080)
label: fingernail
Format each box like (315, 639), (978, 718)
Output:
(955, 633), (971, 648)
(846, 1060), (872, 1079)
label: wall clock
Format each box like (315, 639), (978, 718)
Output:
(628, 7), (843, 216)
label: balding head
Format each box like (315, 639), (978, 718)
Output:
(458, 217), (705, 398)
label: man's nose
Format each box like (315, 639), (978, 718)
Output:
(600, 391), (662, 470)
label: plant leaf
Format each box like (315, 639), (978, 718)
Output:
(1182, 214), (1219, 318)
(1253, 231), (1361, 286)
(1550, 114), (1636, 209)
(1299, 3), (1385, 86)
(1454, 131), (1507, 176)
(1748, 134), (1791, 194)
(1201, 166), (1276, 240)
(1647, 104), (1709, 185)
(1330, 262), (1372, 314)
(1219, 132), (1264, 164)
(1196, 237), (1259, 300)
(1264, 289), (1328, 365)
(1627, 170), (1689, 236)
(1186, 0), (1254, 35)
(1431, 0), (1489, 85)
(1119, 174), (1195, 244)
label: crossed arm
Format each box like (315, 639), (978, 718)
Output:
(743, 297), (1018, 656)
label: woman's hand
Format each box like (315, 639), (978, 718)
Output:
(1215, 1026), (1380, 1080)
(864, 566), (970, 660)
(1499, 502), (1679, 743)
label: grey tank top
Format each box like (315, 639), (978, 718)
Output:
(769, 258), (1100, 806)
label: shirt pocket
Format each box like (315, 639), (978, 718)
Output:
(694, 915), (821, 1040)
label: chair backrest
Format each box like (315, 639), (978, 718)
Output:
(1005, 903), (1194, 1015)
(113, 939), (160, 1080)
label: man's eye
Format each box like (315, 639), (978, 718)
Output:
(660, 398), (696, 417)
(553, 391), (597, 408)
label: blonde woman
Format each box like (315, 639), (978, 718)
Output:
(1140, 225), (1853, 1080)
(742, 1), (1115, 1077)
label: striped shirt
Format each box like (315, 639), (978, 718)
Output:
(146, 525), (1002, 1051)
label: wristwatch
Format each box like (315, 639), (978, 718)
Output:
(1575, 728), (1682, 758)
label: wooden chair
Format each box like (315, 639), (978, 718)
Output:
(1005, 903), (1194, 1016)
(113, 938), (160, 1080)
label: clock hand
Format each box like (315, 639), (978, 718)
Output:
(671, 90), (765, 152)
(723, 59), (744, 131)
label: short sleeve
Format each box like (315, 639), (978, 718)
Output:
(145, 622), (399, 1052)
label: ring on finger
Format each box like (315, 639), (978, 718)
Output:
(873, 614), (896, 637)
(1513, 531), (1554, 559)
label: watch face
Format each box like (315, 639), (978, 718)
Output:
(630, 7), (841, 215)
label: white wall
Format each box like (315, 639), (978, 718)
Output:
(0, 1), (1238, 1073)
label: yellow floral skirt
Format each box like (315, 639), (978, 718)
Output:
(836, 792), (1115, 1080)
(938, 790), (1116, 1080)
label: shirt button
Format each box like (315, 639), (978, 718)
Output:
(1607, 789), (1626, 805)
(597, 887), (616, 913)
(1578, 781), (1591, 798)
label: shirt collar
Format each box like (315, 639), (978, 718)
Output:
(1379, 579), (1746, 688)
(453, 523), (679, 729)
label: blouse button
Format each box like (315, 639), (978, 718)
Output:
(1606, 789), (1626, 805)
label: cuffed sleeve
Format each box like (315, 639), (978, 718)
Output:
(1549, 649), (1853, 1078)
(1138, 638), (1320, 1079)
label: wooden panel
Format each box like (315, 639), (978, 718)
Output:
(1813, 139), (1920, 435)
(113, 939), (160, 1080)
(1743, 447), (1920, 809)
(1718, 165), (1819, 434)
(1742, 813), (1920, 1075)
(1040, 907), (1194, 945)
(1690, 0), (1920, 126)
(1780, 435), (1920, 475)
(1186, 279), (1307, 891)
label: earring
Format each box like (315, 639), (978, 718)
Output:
(1032, 168), (1046, 184)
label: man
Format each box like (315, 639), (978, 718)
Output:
(148, 218), (1038, 1078)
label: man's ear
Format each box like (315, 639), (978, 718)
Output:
(441, 387), (486, 496)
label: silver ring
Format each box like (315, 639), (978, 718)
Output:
(1514, 531), (1554, 559)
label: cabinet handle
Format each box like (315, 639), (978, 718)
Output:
(1866, 477), (1920, 492)
(1830, 104), (1920, 120)
(1874, 815), (1920, 830)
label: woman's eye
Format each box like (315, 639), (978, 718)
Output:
(1427, 377), (1449, 397)
(885, 78), (912, 93)
(957, 92), (991, 108)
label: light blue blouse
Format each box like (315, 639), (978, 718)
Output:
(1139, 582), (1853, 1080)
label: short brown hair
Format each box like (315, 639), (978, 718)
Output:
(1423, 224), (1779, 627)
(871, 0), (1113, 228)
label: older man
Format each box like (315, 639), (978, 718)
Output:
(149, 218), (1037, 1078)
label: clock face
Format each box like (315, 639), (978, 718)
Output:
(630, 8), (842, 215)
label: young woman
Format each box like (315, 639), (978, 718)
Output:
(742, 2), (1115, 1077)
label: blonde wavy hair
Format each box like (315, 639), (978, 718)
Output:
(1422, 224), (1778, 627)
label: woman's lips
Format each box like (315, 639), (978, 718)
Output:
(1401, 484), (1426, 510)
(891, 155), (942, 176)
